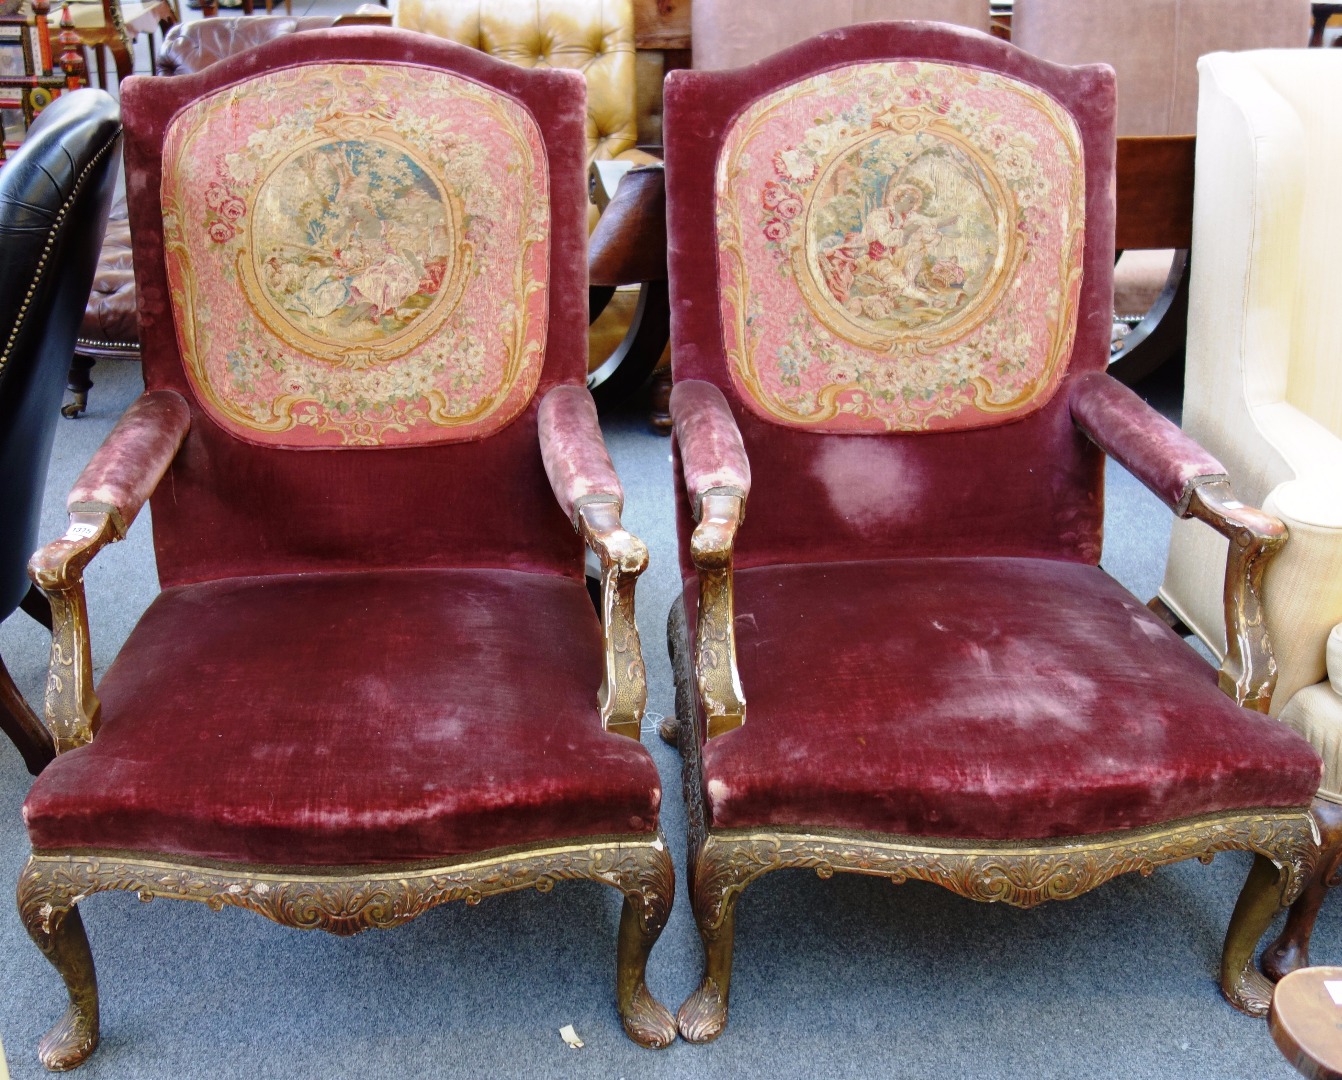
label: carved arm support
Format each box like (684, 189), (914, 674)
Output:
(27, 390), (190, 752)
(671, 380), (751, 739)
(538, 385), (648, 740)
(1070, 372), (1287, 711)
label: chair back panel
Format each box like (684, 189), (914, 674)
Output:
(160, 63), (549, 448)
(1243, 51), (1342, 440)
(121, 29), (590, 586)
(692, 0), (991, 70)
(716, 59), (1085, 434)
(666, 23), (1116, 569)
(1013, 0), (1310, 136)
(0, 91), (121, 617)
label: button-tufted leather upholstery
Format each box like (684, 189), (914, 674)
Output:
(394, 0), (639, 163)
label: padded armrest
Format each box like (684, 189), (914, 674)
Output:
(67, 390), (191, 538)
(670, 380), (751, 520)
(537, 385), (624, 527)
(1070, 371), (1225, 515)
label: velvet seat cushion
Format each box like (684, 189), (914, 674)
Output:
(697, 557), (1321, 840)
(25, 569), (661, 865)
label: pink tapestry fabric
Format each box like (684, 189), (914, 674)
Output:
(160, 62), (551, 448)
(716, 60), (1086, 434)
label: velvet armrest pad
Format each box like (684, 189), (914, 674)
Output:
(67, 390), (191, 532)
(671, 380), (751, 515)
(1070, 372), (1226, 515)
(538, 385), (624, 524)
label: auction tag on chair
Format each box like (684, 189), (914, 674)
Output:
(1324, 980), (1342, 1006)
(64, 522), (100, 542)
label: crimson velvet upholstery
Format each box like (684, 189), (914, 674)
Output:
(661, 21), (1323, 1043)
(17, 29), (675, 1069)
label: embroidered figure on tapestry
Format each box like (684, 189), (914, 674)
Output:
(717, 61), (1086, 433)
(163, 63), (550, 447)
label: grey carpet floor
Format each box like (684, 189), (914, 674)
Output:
(0, 357), (1325, 1079)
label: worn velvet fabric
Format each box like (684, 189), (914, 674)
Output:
(119, 29), (591, 587)
(25, 569), (661, 864)
(67, 391), (190, 531)
(670, 380), (751, 513)
(664, 24), (1117, 570)
(537, 385), (624, 523)
(692, 558), (1321, 839)
(1070, 372), (1227, 514)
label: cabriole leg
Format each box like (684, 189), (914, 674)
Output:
(678, 840), (742, 1043)
(612, 842), (676, 1049)
(1262, 799), (1342, 981)
(18, 862), (100, 1070)
(1221, 853), (1290, 1016)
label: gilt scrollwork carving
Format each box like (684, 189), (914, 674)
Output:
(1188, 479), (1288, 713)
(27, 512), (118, 754)
(19, 833), (676, 1067)
(21, 835), (673, 939)
(686, 814), (1316, 934)
(578, 501), (649, 741)
(692, 493), (746, 739)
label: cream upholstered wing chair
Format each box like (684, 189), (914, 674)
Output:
(1154, 48), (1342, 977)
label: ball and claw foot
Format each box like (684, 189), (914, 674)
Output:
(620, 984), (677, 1049)
(38, 1003), (99, 1072)
(677, 977), (728, 1043)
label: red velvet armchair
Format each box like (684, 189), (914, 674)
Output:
(660, 22), (1325, 1042)
(17, 29), (676, 1069)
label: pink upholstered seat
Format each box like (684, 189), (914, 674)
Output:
(698, 558), (1321, 840)
(25, 569), (661, 865)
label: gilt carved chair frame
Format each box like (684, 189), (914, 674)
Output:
(18, 29), (676, 1070)
(660, 22), (1321, 1042)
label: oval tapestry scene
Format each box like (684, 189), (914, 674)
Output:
(717, 61), (1085, 434)
(162, 63), (550, 448)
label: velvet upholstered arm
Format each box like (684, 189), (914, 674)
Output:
(1070, 372), (1287, 712)
(28, 390), (191, 752)
(671, 380), (751, 740)
(538, 385), (648, 741)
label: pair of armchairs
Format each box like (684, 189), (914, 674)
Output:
(9, 23), (1327, 1069)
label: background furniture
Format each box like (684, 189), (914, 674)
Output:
(1271, 966), (1342, 1079)
(0, 88), (119, 777)
(689, 0), (990, 68)
(662, 21), (1323, 1042)
(18, 28), (674, 1069)
(1154, 48), (1342, 980)
(1012, 0), (1311, 383)
(64, 0), (179, 86)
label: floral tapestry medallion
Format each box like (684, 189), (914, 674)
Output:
(717, 61), (1085, 433)
(243, 136), (468, 359)
(162, 64), (550, 447)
